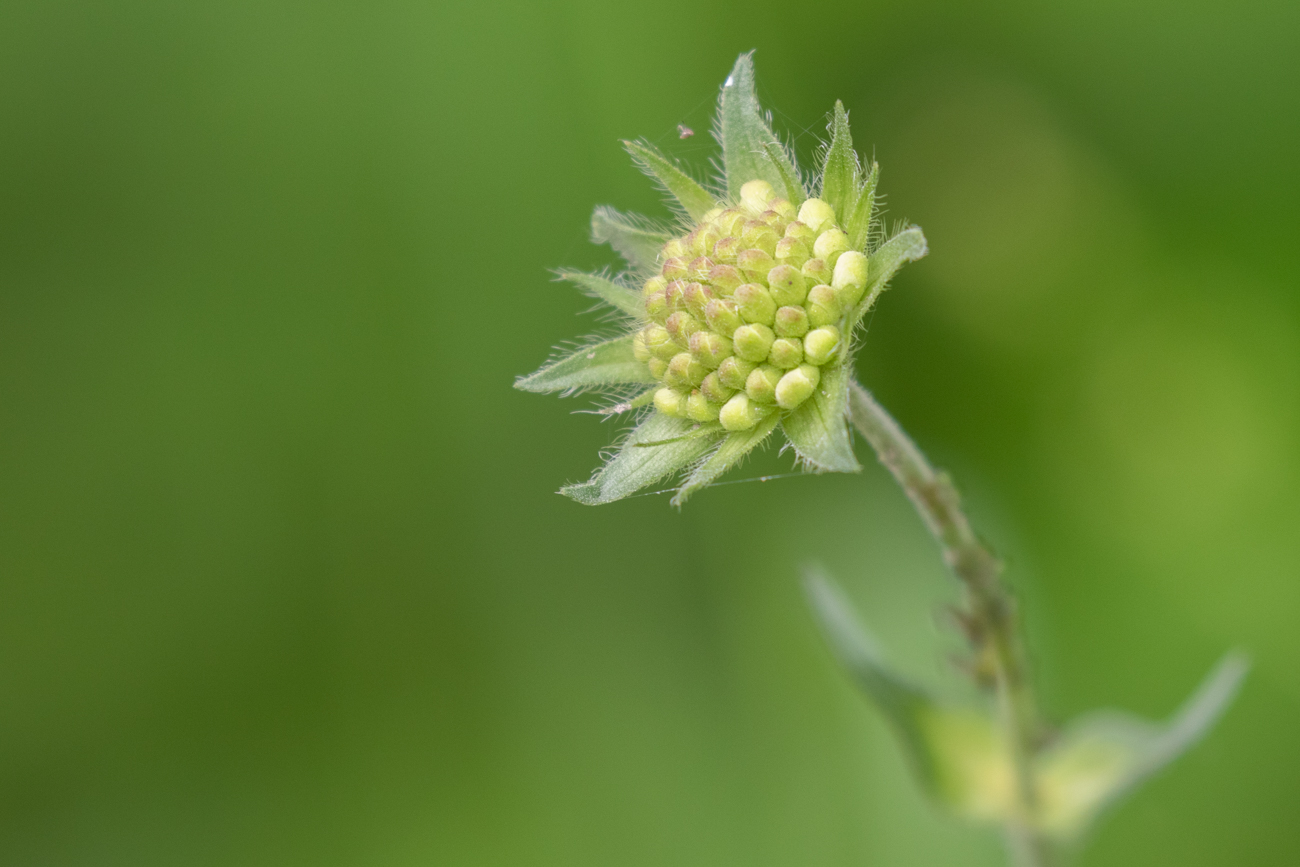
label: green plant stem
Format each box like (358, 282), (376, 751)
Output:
(848, 381), (1053, 867)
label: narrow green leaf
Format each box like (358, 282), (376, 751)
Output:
(717, 52), (803, 201)
(845, 162), (879, 252)
(850, 225), (928, 327)
(594, 386), (657, 415)
(561, 412), (719, 505)
(781, 362), (860, 473)
(591, 206), (668, 274)
(760, 141), (806, 207)
(623, 140), (717, 222)
(670, 413), (779, 506)
(820, 101), (861, 227)
(556, 269), (643, 319)
(514, 335), (655, 394)
(1032, 652), (1249, 841)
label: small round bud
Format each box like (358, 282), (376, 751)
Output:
(662, 256), (689, 281)
(784, 220), (816, 245)
(654, 387), (688, 417)
(736, 248), (776, 281)
(797, 198), (836, 232)
(759, 208), (784, 228)
(744, 364), (783, 403)
(632, 330), (651, 363)
(643, 324), (679, 361)
(682, 282), (715, 319)
(665, 311), (703, 344)
(802, 257), (832, 286)
(805, 284), (842, 327)
(664, 279), (687, 312)
(688, 256), (716, 282)
(775, 364), (821, 410)
(702, 206), (724, 222)
(700, 371), (735, 404)
(717, 356), (757, 390)
(733, 284), (777, 326)
(719, 393), (768, 431)
(813, 227), (850, 267)
(647, 356), (669, 379)
(689, 330), (733, 369)
(803, 326), (841, 365)
(644, 288), (668, 321)
(733, 323), (776, 362)
(643, 275), (667, 296)
(662, 238), (687, 260)
(774, 236), (810, 269)
(740, 221), (780, 256)
(707, 264), (744, 295)
(768, 337), (804, 369)
(770, 198), (797, 221)
(711, 236), (741, 264)
(686, 390), (721, 422)
(692, 226), (721, 257)
(666, 352), (708, 388)
(715, 208), (746, 237)
(766, 265), (808, 306)
(740, 180), (775, 214)
(705, 298), (743, 335)
(832, 250), (869, 309)
(774, 305), (810, 338)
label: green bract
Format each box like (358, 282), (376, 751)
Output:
(517, 53), (927, 506)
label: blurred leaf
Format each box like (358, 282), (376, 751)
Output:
(561, 412), (718, 505)
(851, 225), (928, 327)
(717, 52), (803, 202)
(514, 335), (655, 394)
(591, 206), (668, 275)
(820, 101), (861, 227)
(556, 269), (644, 319)
(670, 413), (780, 507)
(781, 364), (860, 473)
(623, 140), (717, 222)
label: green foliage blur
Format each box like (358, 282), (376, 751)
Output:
(1, 1), (1297, 864)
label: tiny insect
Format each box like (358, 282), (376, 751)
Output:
(677, 124), (694, 139)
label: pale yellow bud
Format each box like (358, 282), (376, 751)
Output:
(767, 337), (804, 369)
(803, 326), (841, 365)
(797, 198), (835, 232)
(802, 257), (832, 286)
(719, 393), (766, 431)
(736, 248), (776, 281)
(686, 390), (721, 422)
(733, 323), (776, 362)
(740, 221), (779, 256)
(700, 371), (735, 404)
(740, 179), (776, 214)
(766, 264), (807, 306)
(643, 324), (679, 361)
(805, 284), (841, 327)
(717, 356), (757, 390)
(775, 364), (821, 410)
(744, 364), (783, 403)
(707, 264), (744, 295)
(689, 330), (733, 369)
(831, 250), (869, 309)
(654, 387), (688, 417)
(733, 284), (776, 326)
(666, 352), (708, 388)
(813, 227), (850, 267)
(647, 356), (669, 379)
(774, 305), (810, 338)
(632, 330), (651, 363)
(705, 298), (743, 335)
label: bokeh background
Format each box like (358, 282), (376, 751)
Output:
(2, 1), (1298, 864)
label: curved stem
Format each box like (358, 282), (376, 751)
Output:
(848, 381), (1052, 867)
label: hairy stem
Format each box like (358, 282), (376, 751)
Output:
(848, 381), (1052, 867)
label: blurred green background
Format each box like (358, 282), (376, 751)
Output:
(1, 0), (1297, 864)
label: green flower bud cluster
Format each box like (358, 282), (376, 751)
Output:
(631, 179), (869, 431)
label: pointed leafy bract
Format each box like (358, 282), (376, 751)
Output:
(717, 52), (803, 202)
(514, 335), (656, 394)
(556, 269), (643, 319)
(670, 413), (780, 507)
(591, 206), (669, 275)
(623, 140), (717, 222)
(561, 412), (719, 505)
(760, 141), (806, 207)
(804, 570), (1017, 821)
(845, 162), (879, 252)
(820, 101), (861, 228)
(1032, 652), (1249, 842)
(782, 362), (860, 473)
(851, 225), (928, 327)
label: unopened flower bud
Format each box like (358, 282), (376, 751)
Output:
(784, 220), (816, 245)
(832, 250), (869, 309)
(717, 356), (757, 390)
(643, 275), (667, 297)
(759, 209), (784, 228)
(733, 323), (776, 362)
(666, 351), (708, 388)
(802, 257), (832, 286)
(733, 283), (777, 325)
(797, 198), (835, 232)
(654, 387), (688, 417)
(744, 364), (783, 403)
(688, 256), (716, 282)
(805, 284), (841, 326)
(770, 198), (796, 221)
(632, 330), (651, 362)
(662, 256), (689, 281)
(715, 208), (746, 237)
(803, 325), (841, 365)
(774, 236), (810, 269)
(644, 288), (668, 321)
(662, 238), (687, 260)
(707, 264), (744, 295)
(665, 310), (702, 343)
(693, 226), (721, 257)
(740, 179), (775, 214)
(711, 236), (741, 264)
(740, 221), (780, 255)
(689, 330), (733, 368)
(682, 282), (715, 318)
(737, 248), (776, 280)
(664, 279), (687, 312)
(702, 206), (724, 222)
(705, 298), (743, 335)
(768, 337), (804, 369)
(647, 356), (669, 379)
(643, 324), (679, 360)
(719, 393), (768, 431)
(686, 390), (721, 422)
(813, 227), (849, 267)
(775, 364), (821, 410)
(766, 264), (807, 306)
(700, 371), (735, 404)
(774, 305), (810, 338)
